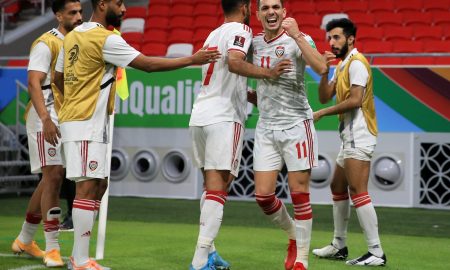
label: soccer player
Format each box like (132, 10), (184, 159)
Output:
(188, 0), (292, 269)
(251, 1), (328, 270)
(11, 0), (82, 267)
(53, 0), (219, 268)
(312, 18), (387, 266)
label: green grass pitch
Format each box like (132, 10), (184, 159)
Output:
(1, 196), (449, 269)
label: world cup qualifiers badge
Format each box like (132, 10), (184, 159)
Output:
(233, 36), (245, 47)
(275, 46), (285, 58)
(89, 160), (98, 171)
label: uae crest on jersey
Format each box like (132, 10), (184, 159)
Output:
(89, 160), (98, 171)
(48, 148), (56, 157)
(275, 46), (285, 58)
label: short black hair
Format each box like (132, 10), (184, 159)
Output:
(256, 0), (284, 9)
(221, 0), (250, 16)
(51, 0), (80, 14)
(325, 18), (357, 38)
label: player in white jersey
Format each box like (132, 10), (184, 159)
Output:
(251, 1), (328, 270)
(53, 0), (218, 269)
(312, 18), (387, 266)
(188, 0), (292, 269)
(11, 0), (82, 267)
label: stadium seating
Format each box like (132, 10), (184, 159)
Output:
(193, 3), (217, 16)
(168, 29), (194, 44)
(122, 32), (143, 44)
(423, 41), (450, 52)
(143, 29), (167, 44)
(316, 2), (342, 16)
(341, 1), (368, 14)
(144, 17), (169, 31)
(403, 12), (433, 27)
(117, 0), (450, 65)
(363, 41), (393, 53)
(141, 43), (168, 56)
(123, 6), (147, 19)
(171, 4), (194, 17)
(423, 0), (450, 12)
(375, 12), (403, 27)
(350, 13), (376, 28)
(120, 18), (145, 33)
(394, 0), (423, 13)
(169, 16), (194, 30)
(369, 1), (395, 16)
(413, 26), (443, 42)
(166, 43), (194, 58)
(392, 41), (424, 53)
(384, 26), (413, 42)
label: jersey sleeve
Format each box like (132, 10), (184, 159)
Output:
(227, 24), (253, 56)
(55, 48), (64, 73)
(28, 42), (51, 73)
(349, 60), (369, 87)
(299, 34), (316, 58)
(103, 34), (141, 68)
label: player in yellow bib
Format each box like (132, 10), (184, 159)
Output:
(313, 18), (387, 267)
(53, 0), (219, 269)
(12, 0), (82, 267)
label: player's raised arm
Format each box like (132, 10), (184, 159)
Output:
(317, 51), (337, 104)
(282, 17), (328, 76)
(228, 50), (291, 80)
(128, 47), (221, 73)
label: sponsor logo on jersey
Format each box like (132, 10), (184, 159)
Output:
(68, 44), (79, 67)
(48, 147), (56, 157)
(233, 36), (246, 47)
(275, 46), (285, 58)
(89, 160), (98, 171)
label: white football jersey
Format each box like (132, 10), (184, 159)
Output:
(189, 22), (252, 127)
(252, 31), (314, 130)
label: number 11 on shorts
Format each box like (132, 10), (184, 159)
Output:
(296, 141), (307, 159)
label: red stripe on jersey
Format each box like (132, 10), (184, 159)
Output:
(304, 120), (312, 168)
(231, 123), (242, 166)
(264, 30), (286, 44)
(37, 132), (46, 168)
(307, 120), (315, 167)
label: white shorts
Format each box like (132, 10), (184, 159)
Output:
(190, 122), (244, 177)
(336, 144), (375, 168)
(63, 141), (109, 181)
(27, 131), (64, 174)
(253, 119), (318, 171)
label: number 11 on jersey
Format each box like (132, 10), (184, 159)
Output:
(260, 56), (270, 68)
(203, 46), (218, 86)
